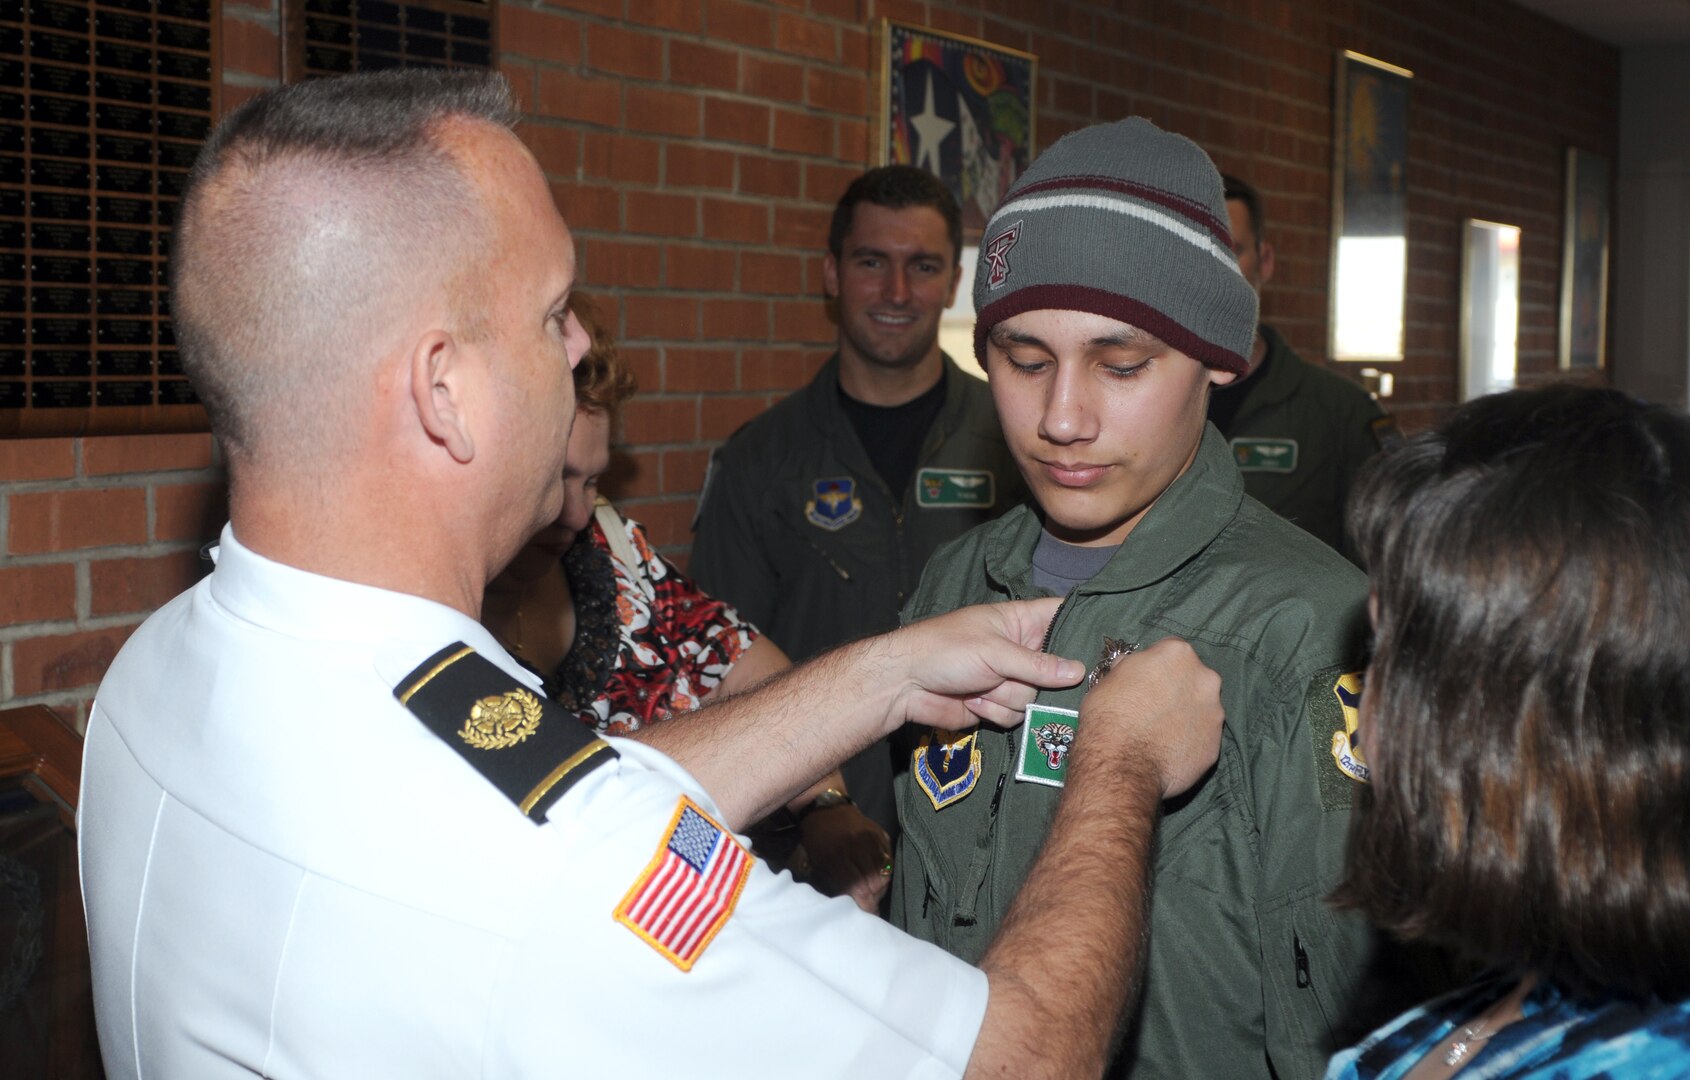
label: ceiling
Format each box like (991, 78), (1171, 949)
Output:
(1511, 0), (1690, 46)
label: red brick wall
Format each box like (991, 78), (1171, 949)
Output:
(0, 0), (1618, 723)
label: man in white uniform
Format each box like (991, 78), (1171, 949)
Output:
(78, 71), (1223, 1079)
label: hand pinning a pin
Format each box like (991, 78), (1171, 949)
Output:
(1087, 637), (1141, 689)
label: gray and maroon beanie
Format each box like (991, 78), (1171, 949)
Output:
(973, 117), (1257, 377)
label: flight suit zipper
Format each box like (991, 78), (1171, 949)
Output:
(953, 592), (1072, 929)
(804, 535), (851, 581)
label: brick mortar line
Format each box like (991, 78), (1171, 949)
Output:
(0, 541), (209, 567)
(0, 468), (224, 495)
(0, 612), (148, 644)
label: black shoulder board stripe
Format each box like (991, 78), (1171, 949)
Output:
(394, 642), (618, 823)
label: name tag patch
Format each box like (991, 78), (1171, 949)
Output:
(1015, 704), (1079, 788)
(1232, 438), (1299, 473)
(915, 468), (996, 508)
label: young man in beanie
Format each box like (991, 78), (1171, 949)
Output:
(890, 119), (1385, 1078)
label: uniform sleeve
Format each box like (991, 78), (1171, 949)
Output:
(1254, 661), (1382, 1080)
(689, 447), (781, 636)
(488, 743), (988, 1079)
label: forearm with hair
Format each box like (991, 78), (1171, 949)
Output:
(967, 755), (1162, 1080)
(628, 635), (900, 831)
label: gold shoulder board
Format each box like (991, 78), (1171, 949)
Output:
(394, 642), (617, 823)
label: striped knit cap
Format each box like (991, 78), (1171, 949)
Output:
(973, 117), (1256, 376)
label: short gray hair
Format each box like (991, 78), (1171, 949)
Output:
(171, 70), (519, 461)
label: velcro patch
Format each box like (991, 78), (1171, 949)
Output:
(1015, 704), (1079, 788)
(616, 797), (751, 971)
(394, 642), (616, 823)
(1305, 664), (1368, 812)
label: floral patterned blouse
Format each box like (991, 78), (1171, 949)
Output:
(544, 502), (757, 735)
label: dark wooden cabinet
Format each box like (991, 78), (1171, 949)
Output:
(0, 705), (102, 1080)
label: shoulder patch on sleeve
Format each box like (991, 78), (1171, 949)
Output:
(615, 796), (751, 971)
(395, 643), (616, 823)
(1369, 414), (1402, 450)
(1304, 664), (1369, 812)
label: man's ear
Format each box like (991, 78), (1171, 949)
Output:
(822, 252), (841, 299)
(409, 330), (475, 464)
(1208, 364), (1239, 388)
(945, 260), (963, 307)
(1257, 239), (1276, 287)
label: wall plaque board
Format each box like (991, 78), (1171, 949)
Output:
(0, 0), (219, 438)
(283, 0), (494, 81)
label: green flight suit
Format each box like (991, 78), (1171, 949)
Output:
(892, 425), (1379, 1079)
(1216, 325), (1385, 559)
(691, 354), (1025, 831)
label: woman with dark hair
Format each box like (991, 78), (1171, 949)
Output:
(1326, 384), (1690, 1078)
(483, 294), (894, 911)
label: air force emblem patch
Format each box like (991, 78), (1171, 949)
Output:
(1305, 665), (1368, 812)
(805, 477), (862, 531)
(913, 728), (983, 810)
(1330, 672), (1369, 784)
(984, 219), (1023, 290)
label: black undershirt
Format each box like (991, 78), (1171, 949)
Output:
(839, 376), (946, 498)
(1206, 344), (1272, 438)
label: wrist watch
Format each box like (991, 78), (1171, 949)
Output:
(795, 788), (853, 824)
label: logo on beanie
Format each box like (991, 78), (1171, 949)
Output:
(984, 220), (1023, 290)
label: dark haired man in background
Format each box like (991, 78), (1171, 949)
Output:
(692, 165), (1023, 853)
(1207, 174), (1389, 560)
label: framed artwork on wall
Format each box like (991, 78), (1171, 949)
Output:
(1329, 50), (1412, 363)
(877, 20), (1036, 236)
(1460, 219), (1521, 402)
(1559, 147), (1611, 370)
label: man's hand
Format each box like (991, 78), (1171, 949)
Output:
(965, 637), (1222, 1080)
(635, 598), (1084, 831)
(884, 598), (1087, 730)
(798, 805), (892, 913)
(1079, 637), (1223, 798)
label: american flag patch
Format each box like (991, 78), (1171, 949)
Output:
(615, 797), (751, 971)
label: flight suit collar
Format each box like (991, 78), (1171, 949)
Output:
(1234, 323), (1306, 414)
(982, 424), (1244, 595)
(801, 352), (975, 488)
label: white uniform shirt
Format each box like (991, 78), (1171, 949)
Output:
(79, 527), (986, 1079)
